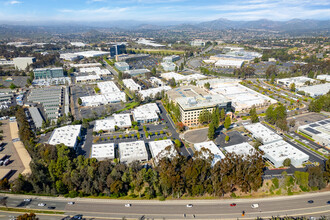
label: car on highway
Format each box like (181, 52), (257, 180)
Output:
(38, 203), (46, 207)
(230, 203), (236, 207)
(67, 201), (75, 205)
(47, 206), (56, 209)
(125, 203), (131, 207)
(327, 201), (330, 204)
(186, 204), (193, 208)
(72, 214), (83, 220)
(251, 204), (259, 208)
(23, 198), (31, 202)
(308, 200), (314, 204)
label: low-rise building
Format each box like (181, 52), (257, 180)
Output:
(91, 143), (115, 161)
(161, 72), (206, 82)
(298, 119), (330, 148)
(149, 77), (165, 87)
(132, 103), (160, 123)
(276, 76), (316, 88)
(298, 83), (330, 98)
(316, 74), (330, 82)
(215, 59), (244, 68)
(194, 141), (225, 166)
(76, 75), (101, 83)
(244, 123), (283, 144)
(48, 125), (81, 148)
(138, 86), (171, 100)
(191, 39), (205, 47)
(74, 51), (109, 58)
(148, 139), (177, 164)
(124, 69), (150, 76)
(260, 140), (309, 168)
(80, 93), (126, 106)
(119, 140), (148, 163)
(34, 67), (64, 79)
(28, 107), (44, 129)
(163, 55), (180, 63)
(115, 62), (130, 71)
(123, 79), (141, 91)
(13, 57), (35, 70)
(224, 142), (256, 157)
(70, 42), (86, 47)
(60, 53), (82, 61)
(161, 62), (176, 71)
(94, 113), (132, 132)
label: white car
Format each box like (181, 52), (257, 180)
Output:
(125, 204), (131, 207)
(38, 203), (46, 207)
(251, 203), (259, 208)
(186, 204), (193, 208)
(67, 201), (75, 205)
(23, 198), (31, 202)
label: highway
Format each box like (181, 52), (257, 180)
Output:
(0, 191), (329, 219)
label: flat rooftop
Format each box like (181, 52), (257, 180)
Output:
(166, 86), (208, 101)
(119, 140), (148, 163)
(176, 94), (229, 111)
(194, 141), (225, 166)
(48, 125), (81, 148)
(244, 123), (283, 144)
(148, 139), (177, 164)
(224, 142), (256, 157)
(91, 143), (115, 160)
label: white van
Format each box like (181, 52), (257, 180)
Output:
(251, 204), (259, 208)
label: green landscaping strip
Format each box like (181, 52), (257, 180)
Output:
(0, 207), (64, 215)
(294, 139), (329, 159)
(297, 132), (315, 141)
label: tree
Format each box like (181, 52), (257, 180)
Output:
(208, 123), (215, 140)
(249, 107), (259, 123)
(174, 139), (181, 148)
(204, 82), (210, 90)
(9, 83), (17, 90)
(220, 108), (225, 121)
(225, 135), (230, 143)
(224, 116), (231, 130)
(16, 213), (37, 220)
(308, 166), (326, 190)
(290, 83), (296, 92)
(78, 98), (82, 106)
(283, 158), (291, 167)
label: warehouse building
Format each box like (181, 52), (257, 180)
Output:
(33, 67), (64, 79)
(119, 141), (148, 163)
(161, 62), (176, 71)
(244, 123), (283, 144)
(123, 79), (141, 91)
(48, 125), (81, 148)
(276, 76), (316, 88)
(161, 72), (206, 82)
(74, 51), (109, 58)
(13, 57), (35, 70)
(94, 113), (132, 132)
(215, 59), (244, 68)
(148, 139), (177, 164)
(76, 75), (101, 83)
(163, 55), (180, 63)
(298, 83), (330, 98)
(138, 86), (171, 100)
(317, 74), (330, 82)
(60, 53), (82, 61)
(91, 143), (115, 161)
(194, 141), (225, 166)
(28, 107), (44, 129)
(298, 119), (330, 148)
(224, 142), (256, 157)
(259, 140), (309, 168)
(115, 62), (130, 71)
(124, 69), (150, 76)
(132, 103), (160, 123)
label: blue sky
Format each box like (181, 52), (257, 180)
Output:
(0, 0), (329, 22)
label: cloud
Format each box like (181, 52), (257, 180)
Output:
(5, 0), (22, 5)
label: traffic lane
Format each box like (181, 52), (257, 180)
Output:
(5, 197), (66, 210)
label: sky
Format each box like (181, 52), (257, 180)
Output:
(0, 0), (329, 23)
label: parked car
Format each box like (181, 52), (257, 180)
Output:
(3, 159), (9, 166)
(72, 214), (83, 220)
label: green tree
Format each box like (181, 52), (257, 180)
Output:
(208, 122), (215, 140)
(283, 158), (291, 167)
(224, 116), (231, 130)
(204, 82), (210, 90)
(9, 83), (17, 90)
(225, 135), (230, 142)
(78, 98), (82, 106)
(249, 107), (259, 123)
(290, 83), (296, 92)
(220, 108), (225, 121)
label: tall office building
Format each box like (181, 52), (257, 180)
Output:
(110, 44), (126, 57)
(33, 68), (64, 79)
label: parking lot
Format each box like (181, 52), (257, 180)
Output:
(289, 112), (328, 131)
(0, 76), (29, 88)
(183, 128), (208, 144)
(127, 57), (160, 70)
(215, 130), (249, 147)
(0, 120), (25, 180)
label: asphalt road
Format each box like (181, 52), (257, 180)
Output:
(1, 191), (330, 219)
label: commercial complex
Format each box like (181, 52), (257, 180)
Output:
(244, 123), (283, 144)
(76, 75), (101, 83)
(27, 87), (63, 120)
(110, 44), (126, 57)
(161, 62), (176, 71)
(317, 74), (330, 82)
(215, 59), (244, 68)
(124, 69), (150, 76)
(115, 62), (130, 71)
(32, 77), (71, 86)
(28, 107), (44, 129)
(161, 72), (206, 82)
(194, 141), (225, 166)
(276, 76), (316, 88)
(74, 51), (109, 58)
(298, 83), (330, 98)
(94, 113), (132, 132)
(119, 141), (148, 163)
(91, 143), (115, 161)
(138, 86), (171, 100)
(60, 53), (82, 61)
(298, 119), (330, 148)
(79, 67), (111, 76)
(210, 50), (262, 63)
(48, 125), (81, 148)
(33, 68), (64, 79)
(136, 38), (165, 47)
(163, 55), (180, 63)
(13, 57), (35, 70)
(260, 140), (309, 168)
(148, 139), (177, 164)
(224, 142), (256, 157)
(123, 79), (141, 91)
(191, 39), (205, 47)
(132, 103), (160, 123)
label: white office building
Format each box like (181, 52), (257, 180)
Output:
(76, 75), (101, 83)
(317, 75), (330, 82)
(13, 57), (35, 70)
(70, 42), (86, 47)
(132, 103), (160, 123)
(161, 62), (176, 71)
(298, 83), (330, 98)
(191, 40), (205, 47)
(148, 139), (177, 164)
(60, 53), (82, 61)
(215, 59), (244, 68)
(260, 140), (309, 168)
(244, 123), (283, 144)
(123, 79), (141, 91)
(74, 51), (109, 58)
(94, 113), (132, 132)
(139, 86), (171, 100)
(79, 67), (111, 76)
(149, 77), (165, 87)
(163, 55), (180, 63)
(91, 143), (115, 161)
(115, 62), (130, 71)
(161, 72), (206, 82)
(70, 63), (102, 68)
(48, 125), (81, 148)
(224, 142), (256, 157)
(298, 119), (330, 148)
(119, 141), (148, 163)
(194, 141), (225, 166)
(277, 77), (316, 88)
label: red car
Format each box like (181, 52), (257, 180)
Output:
(230, 203), (236, 207)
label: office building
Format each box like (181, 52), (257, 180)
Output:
(48, 125), (81, 148)
(76, 75), (101, 83)
(136, 38), (165, 47)
(115, 62), (129, 71)
(260, 140), (309, 168)
(110, 44), (126, 57)
(33, 68), (64, 79)
(244, 123), (283, 144)
(28, 107), (44, 129)
(70, 42), (86, 47)
(0, 59), (14, 66)
(132, 103), (160, 123)
(298, 119), (330, 148)
(194, 141), (225, 166)
(60, 53), (82, 61)
(191, 40), (206, 47)
(161, 72), (206, 82)
(138, 86), (171, 100)
(94, 113), (131, 132)
(74, 51), (109, 58)
(148, 139), (177, 164)
(276, 77), (316, 88)
(215, 59), (244, 68)
(149, 77), (165, 87)
(161, 62), (176, 71)
(163, 55), (180, 63)
(124, 69), (150, 76)
(298, 83), (330, 98)
(119, 141), (148, 163)
(317, 75), (330, 82)
(123, 79), (141, 91)
(91, 143), (115, 161)
(13, 57), (35, 70)
(224, 142), (256, 157)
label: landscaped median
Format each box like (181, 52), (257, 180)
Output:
(0, 207), (65, 215)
